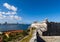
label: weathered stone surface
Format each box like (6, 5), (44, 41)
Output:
(40, 36), (60, 42)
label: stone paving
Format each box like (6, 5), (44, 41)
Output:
(40, 36), (60, 42)
(29, 30), (37, 42)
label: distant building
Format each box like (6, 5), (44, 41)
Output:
(4, 22), (7, 25)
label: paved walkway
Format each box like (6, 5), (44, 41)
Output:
(29, 30), (37, 42)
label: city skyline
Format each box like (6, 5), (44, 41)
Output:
(0, 0), (60, 23)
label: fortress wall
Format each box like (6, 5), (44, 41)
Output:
(41, 36), (60, 42)
(43, 22), (60, 36)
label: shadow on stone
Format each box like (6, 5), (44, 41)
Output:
(37, 32), (45, 42)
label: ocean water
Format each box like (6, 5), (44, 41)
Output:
(0, 24), (30, 32)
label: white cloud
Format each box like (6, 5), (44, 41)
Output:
(11, 6), (17, 11)
(3, 3), (11, 10)
(3, 3), (17, 11)
(2, 3), (17, 15)
(0, 11), (21, 19)
(0, 14), (2, 16)
(10, 15), (21, 20)
(0, 3), (21, 23)
(0, 11), (16, 15)
(3, 15), (6, 18)
(0, 11), (21, 20)
(14, 15), (21, 20)
(0, 14), (6, 19)
(5, 11), (16, 15)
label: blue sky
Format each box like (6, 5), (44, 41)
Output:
(0, 0), (60, 23)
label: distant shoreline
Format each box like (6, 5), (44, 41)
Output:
(0, 24), (30, 32)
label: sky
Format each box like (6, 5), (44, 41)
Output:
(0, 0), (60, 24)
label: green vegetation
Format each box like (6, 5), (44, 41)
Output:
(0, 28), (35, 42)
(20, 35), (32, 42)
(2, 30), (29, 42)
(20, 28), (34, 42)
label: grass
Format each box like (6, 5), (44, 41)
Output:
(20, 35), (32, 42)
(20, 28), (34, 42)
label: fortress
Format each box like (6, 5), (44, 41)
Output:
(31, 19), (60, 36)
(43, 20), (60, 36)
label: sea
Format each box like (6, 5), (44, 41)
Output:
(0, 24), (30, 32)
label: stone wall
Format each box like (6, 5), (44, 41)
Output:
(43, 22), (60, 36)
(41, 36), (60, 42)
